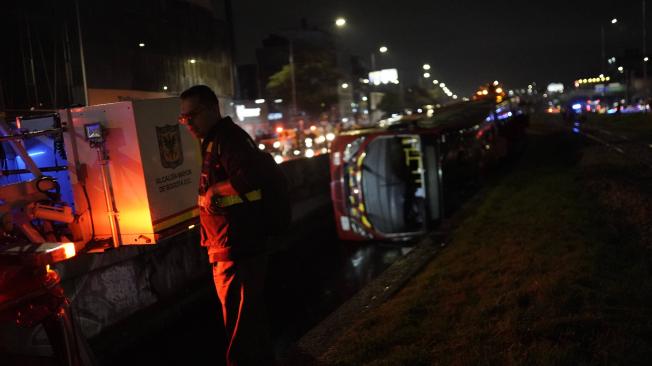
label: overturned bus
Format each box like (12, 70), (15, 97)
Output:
(329, 99), (528, 241)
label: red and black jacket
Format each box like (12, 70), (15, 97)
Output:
(199, 116), (266, 262)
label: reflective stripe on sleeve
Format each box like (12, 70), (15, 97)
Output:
(212, 189), (262, 208)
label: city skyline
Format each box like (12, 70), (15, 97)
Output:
(233, 0), (646, 95)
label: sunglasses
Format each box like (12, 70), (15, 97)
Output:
(178, 106), (205, 125)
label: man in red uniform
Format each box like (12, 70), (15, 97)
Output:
(179, 85), (273, 366)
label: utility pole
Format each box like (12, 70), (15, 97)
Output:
(601, 18), (618, 76)
(74, 0), (88, 106)
(644, 0), (649, 103)
(289, 39), (298, 127)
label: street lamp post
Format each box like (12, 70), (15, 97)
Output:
(601, 18), (618, 74)
(285, 17), (347, 127)
(367, 46), (389, 125)
(370, 45), (388, 71)
(289, 39), (298, 126)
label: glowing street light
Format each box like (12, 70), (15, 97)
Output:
(335, 17), (347, 27)
(341, 83), (349, 89)
(189, 59), (196, 64)
(432, 79), (439, 84)
(423, 72), (430, 78)
(422, 64), (431, 70)
(370, 46), (388, 70)
(611, 18), (618, 24)
(138, 42), (145, 47)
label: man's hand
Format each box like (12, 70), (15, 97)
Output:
(198, 180), (238, 213)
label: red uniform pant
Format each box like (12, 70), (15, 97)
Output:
(212, 255), (273, 366)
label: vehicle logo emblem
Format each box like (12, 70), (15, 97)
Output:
(156, 124), (184, 169)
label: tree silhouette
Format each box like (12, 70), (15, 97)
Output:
(266, 60), (343, 119)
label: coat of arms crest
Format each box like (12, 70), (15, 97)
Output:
(156, 124), (184, 169)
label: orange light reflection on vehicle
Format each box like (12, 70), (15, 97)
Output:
(118, 209), (154, 236)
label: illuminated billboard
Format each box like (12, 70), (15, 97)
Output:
(547, 83), (564, 94)
(369, 69), (399, 85)
(235, 105), (262, 121)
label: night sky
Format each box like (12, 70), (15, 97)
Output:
(232, 0), (646, 96)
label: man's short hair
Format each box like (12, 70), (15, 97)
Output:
(180, 85), (220, 111)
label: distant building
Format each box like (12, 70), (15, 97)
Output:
(1, 0), (235, 115)
(237, 64), (261, 100)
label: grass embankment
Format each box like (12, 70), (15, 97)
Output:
(321, 116), (652, 365)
